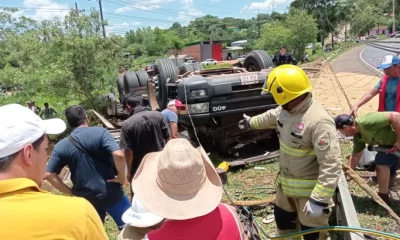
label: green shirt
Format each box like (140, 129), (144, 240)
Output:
(353, 112), (397, 153)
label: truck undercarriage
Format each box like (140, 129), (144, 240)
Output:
(101, 50), (319, 160)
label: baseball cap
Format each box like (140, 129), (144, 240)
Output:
(0, 104), (66, 158)
(333, 114), (354, 129)
(167, 99), (186, 110)
(122, 196), (164, 228)
(378, 55), (400, 69)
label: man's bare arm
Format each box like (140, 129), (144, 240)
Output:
(351, 87), (379, 115)
(108, 150), (126, 184)
(44, 172), (73, 196)
(387, 112), (400, 138)
(124, 149), (134, 181)
(169, 122), (179, 138)
(386, 112), (400, 151)
(348, 152), (363, 169)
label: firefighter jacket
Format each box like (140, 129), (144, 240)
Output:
(249, 93), (341, 207)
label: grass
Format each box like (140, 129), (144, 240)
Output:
(340, 142), (400, 237)
(43, 140), (400, 240)
(304, 41), (357, 63)
(204, 63), (233, 69)
(207, 141), (400, 239)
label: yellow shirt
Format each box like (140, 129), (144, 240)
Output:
(0, 178), (108, 240)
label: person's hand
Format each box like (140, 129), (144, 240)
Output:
(387, 140), (400, 153)
(238, 114), (251, 130)
(107, 175), (127, 185)
(303, 201), (324, 217)
(350, 106), (358, 117)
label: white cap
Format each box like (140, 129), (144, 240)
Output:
(122, 196), (164, 227)
(0, 104), (67, 158)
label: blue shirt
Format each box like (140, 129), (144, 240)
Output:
(46, 127), (124, 209)
(161, 109), (178, 123)
(375, 77), (400, 111)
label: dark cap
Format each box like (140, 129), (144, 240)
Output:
(334, 114), (354, 129)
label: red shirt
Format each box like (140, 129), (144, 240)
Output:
(148, 203), (242, 240)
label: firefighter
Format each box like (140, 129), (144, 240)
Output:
(272, 47), (297, 67)
(238, 65), (341, 240)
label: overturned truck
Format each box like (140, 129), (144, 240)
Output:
(106, 50), (281, 158)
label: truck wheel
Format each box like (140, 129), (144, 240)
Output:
(155, 58), (178, 109)
(243, 50), (273, 71)
(179, 64), (195, 74)
(123, 71), (140, 94)
(135, 70), (149, 87)
(117, 74), (125, 103)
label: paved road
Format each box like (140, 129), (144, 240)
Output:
(360, 39), (400, 74)
(331, 40), (400, 76)
(330, 45), (372, 74)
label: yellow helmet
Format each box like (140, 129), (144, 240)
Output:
(262, 64), (312, 105)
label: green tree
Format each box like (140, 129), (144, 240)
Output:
(256, 21), (292, 54)
(256, 9), (318, 59)
(285, 8), (318, 59)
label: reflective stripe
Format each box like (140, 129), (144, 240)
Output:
(278, 176), (316, 197)
(278, 176), (317, 188)
(314, 183), (335, 197)
(251, 117), (263, 129)
(279, 141), (315, 157)
(280, 185), (313, 197)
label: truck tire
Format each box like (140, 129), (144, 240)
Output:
(179, 64), (195, 74)
(243, 50), (273, 72)
(192, 63), (204, 71)
(123, 71), (140, 94)
(135, 69), (149, 87)
(155, 58), (178, 109)
(117, 75), (125, 103)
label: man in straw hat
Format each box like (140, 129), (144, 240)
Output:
(124, 138), (245, 240)
(118, 196), (165, 240)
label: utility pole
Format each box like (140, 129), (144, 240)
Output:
(271, 0), (276, 13)
(74, 2), (85, 15)
(258, 9), (261, 38)
(98, 0), (106, 38)
(393, 0), (396, 33)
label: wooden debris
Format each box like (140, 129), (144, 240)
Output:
(343, 164), (400, 225)
(222, 196), (276, 207)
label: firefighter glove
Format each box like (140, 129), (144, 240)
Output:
(238, 114), (251, 130)
(303, 201), (324, 217)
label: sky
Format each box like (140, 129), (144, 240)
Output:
(1, 0), (293, 35)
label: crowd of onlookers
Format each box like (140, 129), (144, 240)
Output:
(0, 93), (245, 240)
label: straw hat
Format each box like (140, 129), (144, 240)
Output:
(131, 138), (222, 220)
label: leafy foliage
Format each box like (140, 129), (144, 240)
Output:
(0, 1), (362, 111)
(256, 9), (318, 59)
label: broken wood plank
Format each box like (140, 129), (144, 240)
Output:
(221, 196), (276, 207)
(92, 110), (115, 129)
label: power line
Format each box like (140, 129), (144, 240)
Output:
(105, 13), (176, 23)
(102, 0), (196, 19)
(0, 6), (73, 11)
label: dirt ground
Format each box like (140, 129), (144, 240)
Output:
(309, 62), (380, 117)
